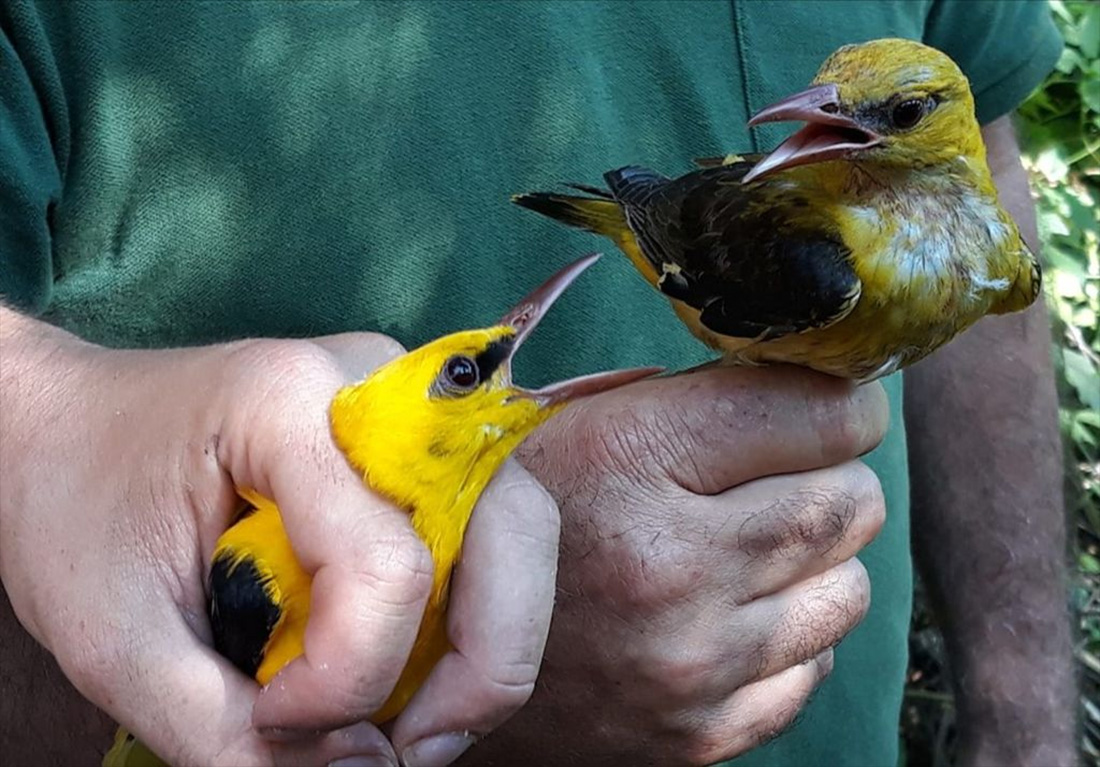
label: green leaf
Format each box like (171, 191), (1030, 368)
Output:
(1048, 245), (1091, 279)
(1078, 3), (1100, 59)
(1050, 0), (1073, 25)
(1072, 414), (1099, 450)
(1068, 191), (1100, 232)
(1082, 553), (1100, 574)
(1081, 77), (1100, 115)
(1036, 147), (1071, 182)
(1057, 46), (1086, 74)
(1047, 0), (1073, 24)
(1042, 208), (1072, 237)
(1048, 246), (1091, 280)
(1077, 408), (1100, 429)
(1064, 348), (1100, 411)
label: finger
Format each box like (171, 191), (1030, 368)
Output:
(253, 440), (433, 732)
(709, 460), (885, 601)
(728, 558), (870, 690)
(64, 602), (395, 767)
(631, 558), (866, 712)
(688, 650), (834, 766)
(271, 722), (398, 767)
(575, 364), (890, 496)
(311, 332), (407, 382)
(390, 460), (560, 766)
(218, 343), (433, 733)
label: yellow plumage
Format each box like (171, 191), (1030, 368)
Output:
(514, 39), (1041, 382)
(105, 255), (657, 767)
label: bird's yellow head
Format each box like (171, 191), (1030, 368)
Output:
(329, 254), (660, 517)
(743, 38), (984, 182)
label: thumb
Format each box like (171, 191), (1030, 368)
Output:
(311, 332), (407, 381)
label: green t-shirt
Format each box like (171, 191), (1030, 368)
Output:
(0, 1), (1060, 765)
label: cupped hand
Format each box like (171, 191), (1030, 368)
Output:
(461, 365), (889, 766)
(0, 321), (559, 767)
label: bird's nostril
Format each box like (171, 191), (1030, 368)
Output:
(821, 103), (840, 114)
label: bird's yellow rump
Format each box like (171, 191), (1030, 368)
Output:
(513, 39), (1041, 383)
(104, 254), (659, 767)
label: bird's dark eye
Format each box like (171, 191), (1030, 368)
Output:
(443, 355), (480, 390)
(891, 98), (926, 130)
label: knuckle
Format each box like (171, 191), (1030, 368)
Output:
(236, 338), (336, 378)
(803, 560), (871, 639)
(852, 462), (886, 541)
(747, 689), (808, 752)
(229, 339), (342, 403)
(763, 561), (870, 674)
(733, 666), (822, 759)
(482, 653), (542, 692)
(321, 675), (392, 721)
(685, 729), (745, 767)
(483, 474), (562, 545)
(811, 381), (886, 461)
(359, 532), (434, 604)
(738, 485), (857, 561)
(845, 559), (873, 620)
(476, 667), (539, 713)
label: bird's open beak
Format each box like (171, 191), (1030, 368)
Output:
(742, 83), (882, 183)
(499, 253), (663, 407)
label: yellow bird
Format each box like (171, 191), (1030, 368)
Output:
(513, 38), (1041, 383)
(104, 253), (659, 767)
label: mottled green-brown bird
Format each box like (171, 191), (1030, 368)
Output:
(513, 38), (1040, 382)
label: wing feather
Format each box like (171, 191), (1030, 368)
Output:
(605, 162), (861, 341)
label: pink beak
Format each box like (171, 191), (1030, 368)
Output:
(742, 83), (882, 183)
(499, 253), (663, 407)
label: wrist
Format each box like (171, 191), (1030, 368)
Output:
(1, 306), (104, 425)
(0, 306), (101, 391)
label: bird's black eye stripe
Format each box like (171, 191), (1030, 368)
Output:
(434, 338), (515, 398)
(474, 338), (514, 381)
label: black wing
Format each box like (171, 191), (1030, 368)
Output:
(209, 552), (282, 678)
(604, 163), (861, 341)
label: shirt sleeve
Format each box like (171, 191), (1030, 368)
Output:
(0, 6), (64, 315)
(923, 0), (1063, 125)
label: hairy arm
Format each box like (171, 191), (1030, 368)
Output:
(904, 116), (1076, 765)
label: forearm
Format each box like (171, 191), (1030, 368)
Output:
(905, 118), (1076, 762)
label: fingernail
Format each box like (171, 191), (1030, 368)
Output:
(329, 757), (396, 767)
(401, 732), (477, 767)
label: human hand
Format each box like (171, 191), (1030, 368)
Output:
(461, 365), (888, 766)
(0, 315), (559, 767)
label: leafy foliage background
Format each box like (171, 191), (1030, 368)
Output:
(902, 1), (1100, 763)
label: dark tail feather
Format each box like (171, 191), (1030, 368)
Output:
(511, 189), (627, 238)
